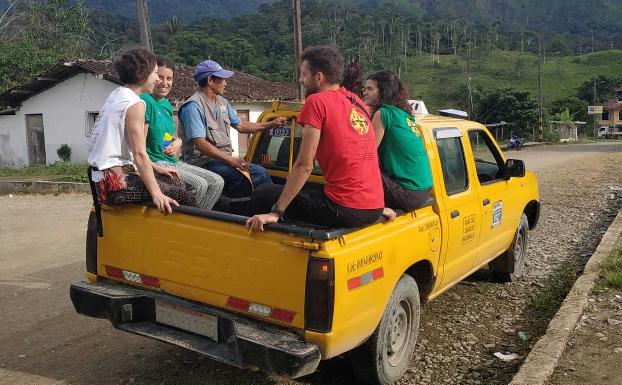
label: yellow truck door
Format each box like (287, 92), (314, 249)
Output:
(465, 129), (520, 266)
(432, 127), (481, 292)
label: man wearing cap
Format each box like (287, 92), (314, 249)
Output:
(178, 59), (287, 198)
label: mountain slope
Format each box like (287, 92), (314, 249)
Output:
(82, 0), (279, 22)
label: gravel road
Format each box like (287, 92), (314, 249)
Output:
(0, 142), (621, 385)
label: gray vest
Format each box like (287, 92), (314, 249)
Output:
(179, 91), (233, 162)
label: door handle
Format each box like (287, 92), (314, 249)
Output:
(450, 210), (460, 218)
(483, 198), (490, 206)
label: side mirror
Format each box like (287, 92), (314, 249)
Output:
(505, 159), (525, 178)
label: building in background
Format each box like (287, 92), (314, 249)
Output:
(0, 59), (296, 167)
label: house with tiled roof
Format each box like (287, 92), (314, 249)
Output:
(597, 86), (622, 132)
(0, 59), (297, 167)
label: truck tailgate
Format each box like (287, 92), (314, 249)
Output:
(96, 205), (310, 329)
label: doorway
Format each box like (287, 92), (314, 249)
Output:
(26, 114), (46, 165)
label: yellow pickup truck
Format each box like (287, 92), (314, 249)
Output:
(71, 102), (539, 385)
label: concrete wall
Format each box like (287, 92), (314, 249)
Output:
(20, 73), (117, 164)
(0, 73), (117, 167)
(230, 101), (273, 156)
(0, 114), (27, 167)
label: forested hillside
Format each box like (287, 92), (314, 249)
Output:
(1, 0), (621, 138)
(81, 0), (279, 22)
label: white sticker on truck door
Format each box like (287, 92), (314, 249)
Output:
(492, 201), (503, 228)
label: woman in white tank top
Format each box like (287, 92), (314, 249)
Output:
(88, 48), (194, 213)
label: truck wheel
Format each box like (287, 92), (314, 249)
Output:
(350, 275), (420, 385)
(490, 213), (529, 282)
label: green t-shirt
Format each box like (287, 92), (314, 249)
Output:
(378, 104), (433, 191)
(141, 93), (177, 164)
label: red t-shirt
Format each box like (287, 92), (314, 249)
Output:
(297, 87), (384, 210)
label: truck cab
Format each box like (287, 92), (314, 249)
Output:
(71, 101), (539, 385)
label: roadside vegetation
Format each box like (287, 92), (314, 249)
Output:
(0, 162), (88, 182)
(603, 238), (622, 289)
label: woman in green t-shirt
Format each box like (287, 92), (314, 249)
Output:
(363, 70), (433, 214)
(142, 56), (224, 210)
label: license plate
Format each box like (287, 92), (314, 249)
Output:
(155, 301), (218, 341)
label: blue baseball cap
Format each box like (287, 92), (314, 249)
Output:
(194, 60), (234, 82)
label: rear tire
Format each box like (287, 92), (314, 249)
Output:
(350, 275), (420, 385)
(490, 213), (529, 282)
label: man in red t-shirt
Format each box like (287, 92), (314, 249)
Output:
(246, 46), (386, 230)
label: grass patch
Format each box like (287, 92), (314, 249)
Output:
(403, 49), (622, 113)
(603, 239), (622, 289)
(0, 162), (88, 182)
(522, 264), (578, 338)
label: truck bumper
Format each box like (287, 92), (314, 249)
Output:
(70, 281), (320, 378)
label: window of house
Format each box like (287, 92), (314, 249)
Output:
(85, 112), (99, 136)
(467, 129), (505, 183)
(602, 111), (610, 120)
(619, 111), (622, 120)
(435, 128), (469, 195)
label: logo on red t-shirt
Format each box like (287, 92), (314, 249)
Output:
(350, 108), (369, 135)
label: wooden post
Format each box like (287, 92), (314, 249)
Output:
(536, 32), (543, 141)
(293, 0), (303, 100)
(137, 0), (153, 52)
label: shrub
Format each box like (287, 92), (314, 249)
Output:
(56, 144), (72, 162)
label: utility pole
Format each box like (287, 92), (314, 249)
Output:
(137, 0), (153, 52)
(536, 32), (544, 142)
(593, 80), (598, 140)
(293, 0), (303, 100)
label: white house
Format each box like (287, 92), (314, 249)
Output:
(0, 59), (297, 167)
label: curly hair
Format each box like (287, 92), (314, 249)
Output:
(115, 48), (156, 86)
(301, 46), (344, 84)
(366, 70), (412, 115)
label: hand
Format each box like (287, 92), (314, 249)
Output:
(152, 192), (179, 215)
(382, 207), (397, 222)
(153, 165), (180, 180)
(246, 213), (279, 232)
(271, 117), (288, 128)
(163, 138), (182, 157)
(228, 157), (249, 171)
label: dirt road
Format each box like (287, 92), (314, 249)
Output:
(0, 142), (621, 385)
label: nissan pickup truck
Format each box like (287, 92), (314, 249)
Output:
(70, 101), (540, 385)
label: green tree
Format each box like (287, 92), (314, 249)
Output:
(576, 76), (622, 104)
(0, 0), (92, 90)
(472, 87), (539, 136)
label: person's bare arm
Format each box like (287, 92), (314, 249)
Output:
(234, 116), (287, 134)
(245, 125), (320, 231)
(127, 103), (178, 214)
(372, 111), (385, 147)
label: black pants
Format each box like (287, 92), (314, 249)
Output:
(382, 173), (430, 211)
(251, 184), (383, 228)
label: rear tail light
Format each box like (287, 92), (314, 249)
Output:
(85, 211), (98, 274)
(304, 257), (334, 332)
(104, 265), (160, 288)
(226, 297), (296, 324)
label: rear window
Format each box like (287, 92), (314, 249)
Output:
(434, 128), (469, 195)
(251, 121), (323, 175)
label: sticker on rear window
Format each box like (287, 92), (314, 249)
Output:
(270, 127), (291, 137)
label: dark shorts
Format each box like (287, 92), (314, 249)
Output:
(251, 184), (383, 228)
(382, 173), (430, 212)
